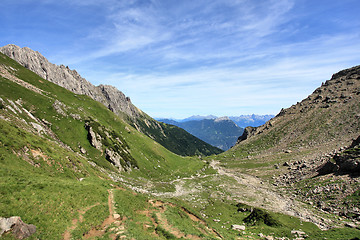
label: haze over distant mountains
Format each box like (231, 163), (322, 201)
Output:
(157, 115), (274, 150)
(158, 114), (274, 128)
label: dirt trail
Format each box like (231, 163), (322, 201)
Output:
(63, 203), (100, 240)
(210, 160), (329, 229)
(63, 189), (126, 240)
(148, 200), (222, 239)
(83, 189), (126, 239)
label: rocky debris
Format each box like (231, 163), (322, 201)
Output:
(0, 216), (36, 239)
(0, 44), (142, 119)
(231, 224), (245, 231)
(52, 100), (68, 116)
(291, 230), (307, 239)
(318, 135), (360, 176)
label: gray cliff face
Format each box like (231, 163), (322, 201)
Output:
(0, 44), (141, 118)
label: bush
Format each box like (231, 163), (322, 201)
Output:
(243, 208), (282, 227)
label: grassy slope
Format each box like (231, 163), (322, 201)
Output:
(1, 53), (359, 239)
(0, 53), (204, 239)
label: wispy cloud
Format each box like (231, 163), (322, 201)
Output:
(3, 0), (359, 118)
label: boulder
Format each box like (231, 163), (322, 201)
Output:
(0, 216), (36, 239)
(86, 125), (102, 150)
(231, 224), (245, 231)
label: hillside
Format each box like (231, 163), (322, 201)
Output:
(216, 65), (360, 225)
(1, 50), (359, 239)
(158, 117), (244, 150)
(0, 44), (222, 157)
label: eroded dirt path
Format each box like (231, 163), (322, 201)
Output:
(148, 200), (222, 239)
(83, 189), (126, 239)
(63, 203), (100, 240)
(63, 189), (127, 240)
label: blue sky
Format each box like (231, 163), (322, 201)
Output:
(1, 0), (360, 118)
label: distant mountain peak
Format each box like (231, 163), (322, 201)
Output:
(214, 116), (230, 122)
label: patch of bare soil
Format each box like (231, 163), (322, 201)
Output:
(210, 160), (331, 230)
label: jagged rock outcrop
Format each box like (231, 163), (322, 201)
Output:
(0, 216), (36, 239)
(0, 44), (141, 118)
(237, 126), (257, 143)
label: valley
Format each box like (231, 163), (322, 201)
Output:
(0, 45), (359, 240)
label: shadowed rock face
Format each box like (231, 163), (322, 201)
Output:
(0, 44), (142, 119)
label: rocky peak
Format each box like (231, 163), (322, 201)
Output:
(0, 44), (141, 119)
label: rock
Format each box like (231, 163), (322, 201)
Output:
(113, 214), (121, 219)
(237, 126), (257, 143)
(0, 44), (142, 119)
(258, 233), (264, 238)
(291, 230), (306, 236)
(345, 222), (358, 228)
(231, 224), (245, 231)
(105, 148), (124, 171)
(79, 146), (87, 154)
(213, 219), (220, 222)
(0, 216), (36, 239)
(29, 122), (45, 134)
(265, 236), (274, 240)
(86, 125), (102, 150)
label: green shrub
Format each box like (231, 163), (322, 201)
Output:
(243, 208), (282, 227)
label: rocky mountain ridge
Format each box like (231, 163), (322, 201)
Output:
(237, 65), (360, 151)
(0, 44), (222, 156)
(0, 44), (141, 119)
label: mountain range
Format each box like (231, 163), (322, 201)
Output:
(157, 117), (244, 150)
(0, 44), (359, 239)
